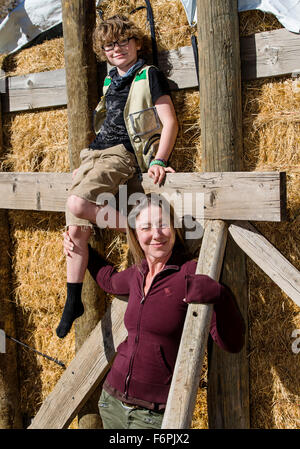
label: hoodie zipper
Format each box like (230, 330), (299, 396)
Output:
(123, 267), (174, 398)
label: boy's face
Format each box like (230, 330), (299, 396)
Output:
(104, 37), (141, 75)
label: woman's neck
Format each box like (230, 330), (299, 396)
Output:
(146, 252), (172, 278)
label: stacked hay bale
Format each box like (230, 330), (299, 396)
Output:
(0, 0), (299, 428)
(0, 0), (19, 20)
(238, 11), (300, 430)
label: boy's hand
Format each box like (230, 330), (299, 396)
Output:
(148, 164), (175, 185)
(62, 231), (74, 257)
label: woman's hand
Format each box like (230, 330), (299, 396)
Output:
(147, 164), (175, 185)
(63, 231), (74, 256)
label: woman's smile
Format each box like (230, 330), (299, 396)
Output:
(151, 241), (166, 247)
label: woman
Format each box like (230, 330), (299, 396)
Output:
(63, 193), (245, 429)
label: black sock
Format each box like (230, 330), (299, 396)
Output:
(56, 283), (84, 338)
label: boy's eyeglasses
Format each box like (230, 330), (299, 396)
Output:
(102, 37), (134, 52)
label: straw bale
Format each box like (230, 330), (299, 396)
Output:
(239, 10), (283, 37)
(1, 33), (71, 424)
(2, 108), (69, 172)
(240, 73), (300, 428)
(2, 38), (65, 77)
(0, 0), (18, 21)
(1, 0), (299, 429)
(171, 89), (200, 172)
(7, 210), (76, 425)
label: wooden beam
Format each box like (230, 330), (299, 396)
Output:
(229, 221), (300, 307)
(0, 71), (22, 429)
(1, 69), (67, 112)
(162, 220), (228, 429)
(62, 0), (98, 169)
(197, 0), (250, 429)
(241, 28), (300, 81)
(2, 27), (300, 113)
(61, 0), (102, 429)
(0, 171), (285, 222)
(28, 298), (128, 429)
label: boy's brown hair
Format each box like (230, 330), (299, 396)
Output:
(93, 14), (146, 61)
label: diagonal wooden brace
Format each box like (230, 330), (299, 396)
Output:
(161, 220), (228, 429)
(28, 298), (128, 429)
(229, 221), (300, 308)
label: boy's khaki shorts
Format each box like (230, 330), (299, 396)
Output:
(65, 144), (138, 228)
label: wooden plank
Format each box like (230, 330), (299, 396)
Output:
(1, 69), (67, 113)
(0, 172), (69, 212)
(162, 220), (228, 429)
(0, 171), (285, 222)
(241, 28), (300, 81)
(28, 298), (128, 429)
(197, 0), (250, 429)
(2, 28), (300, 113)
(229, 221), (300, 307)
(141, 171), (285, 222)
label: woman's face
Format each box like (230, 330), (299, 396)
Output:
(135, 205), (176, 263)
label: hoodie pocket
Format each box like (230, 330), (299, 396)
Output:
(132, 341), (173, 385)
(113, 339), (130, 375)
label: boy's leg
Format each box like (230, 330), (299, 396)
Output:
(67, 194), (127, 232)
(66, 225), (92, 282)
(57, 145), (137, 338)
(56, 224), (91, 338)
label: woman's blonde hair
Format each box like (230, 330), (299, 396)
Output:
(126, 193), (189, 266)
(93, 14), (146, 61)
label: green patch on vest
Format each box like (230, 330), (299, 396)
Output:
(135, 70), (147, 82)
(104, 77), (112, 86)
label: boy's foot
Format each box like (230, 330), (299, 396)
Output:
(56, 283), (84, 338)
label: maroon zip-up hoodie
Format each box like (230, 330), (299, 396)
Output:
(88, 245), (245, 406)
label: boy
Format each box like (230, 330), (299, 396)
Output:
(56, 15), (178, 338)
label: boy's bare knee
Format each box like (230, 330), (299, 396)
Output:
(68, 225), (92, 242)
(67, 195), (88, 218)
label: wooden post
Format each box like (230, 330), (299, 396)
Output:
(0, 71), (22, 429)
(162, 220), (228, 428)
(197, 0), (250, 428)
(61, 0), (104, 429)
(62, 0), (98, 168)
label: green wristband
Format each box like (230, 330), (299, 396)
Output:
(149, 159), (166, 168)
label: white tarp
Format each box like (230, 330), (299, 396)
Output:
(181, 0), (300, 33)
(0, 0), (62, 54)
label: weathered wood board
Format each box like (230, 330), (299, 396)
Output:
(0, 171), (285, 222)
(1, 69), (67, 112)
(229, 221), (300, 307)
(241, 28), (300, 80)
(1, 28), (300, 112)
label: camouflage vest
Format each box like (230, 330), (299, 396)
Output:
(93, 65), (162, 172)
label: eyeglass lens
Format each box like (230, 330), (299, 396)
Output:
(103, 38), (131, 51)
